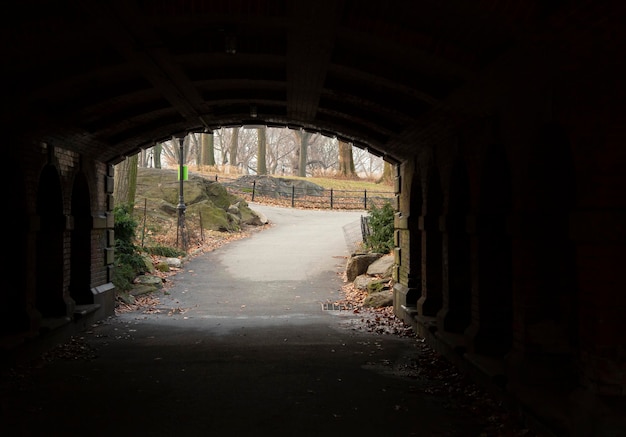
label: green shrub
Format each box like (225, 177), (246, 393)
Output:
(364, 201), (394, 254)
(113, 204), (148, 292)
(112, 262), (136, 293)
(113, 204), (138, 244)
(144, 245), (185, 258)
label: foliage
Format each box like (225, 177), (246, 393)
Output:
(144, 245), (186, 258)
(113, 204), (148, 292)
(114, 203), (138, 242)
(364, 201), (395, 254)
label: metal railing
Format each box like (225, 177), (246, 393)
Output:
(213, 174), (394, 210)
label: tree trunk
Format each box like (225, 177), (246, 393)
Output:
(257, 126), (267, 175)
(113, 153), (139, 209)
(230, 127), (239, 173)
(200, 132), (216, 166)
(154, 143), (162, 169)
(299, 131), (310, 177)
(381, 161), (393, 183)
(139, 149), (148, 168)
(189, 134), (200, 168)
(292, 130), (310, 177)
(338, 140), (356, 178)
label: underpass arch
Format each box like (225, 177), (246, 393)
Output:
(3, 2), (626, 434)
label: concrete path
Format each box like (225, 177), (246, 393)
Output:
(1, 204), (516, 437)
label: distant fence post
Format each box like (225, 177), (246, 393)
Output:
(141, 198), (147, 247)
(199, 211), (204, 240)
(363, 189), (367, 210)
(330, 188), (333, 209)
(291, 185), (295, 207)
(361, 215), (370, 242)
(251, 180), (256, 201)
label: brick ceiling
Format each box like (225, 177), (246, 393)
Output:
(2, 0), (621, 163)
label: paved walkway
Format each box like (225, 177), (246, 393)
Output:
(1, 205), (525, 437)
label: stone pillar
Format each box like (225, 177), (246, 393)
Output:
(437, 214), (472, 334)
(393, 159), (422, 324)
(417, 214), (443, 317)
(393, 213), (422, 322)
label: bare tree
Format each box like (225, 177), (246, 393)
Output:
(159, 137), (191, 168)
(230, 127), (239, 173)
(153, 143), (162, 168)
(338, 140), (356, 178)
(188, 133), (201, 168)
(381, 160), (393, 183)
(352, 147), (384, 179)
(308, 134), (338, 176)
(200, 132), (216, 167)
(292, 129), (319, 177)
(214, 128), (229, 167)
(256, 126), (267, 175)
(237, 127), (258, 174)
(113, 153), (139, 208)
(138, 149), (149, 168)
(266, 127), (297, 174)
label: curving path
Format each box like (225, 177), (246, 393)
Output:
(1, 204), (515, 437)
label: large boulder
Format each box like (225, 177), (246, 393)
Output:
(346, 252), (395, 309)
(135, 167), (266, 233)
(366, 253), (394, 277)
(345, 253), (383, 282)
(223, 175), (324, 198)
(363, 290), (393, 308)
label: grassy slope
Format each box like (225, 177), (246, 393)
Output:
(284, 175), (393, 192)
(193, 166), (393, 193)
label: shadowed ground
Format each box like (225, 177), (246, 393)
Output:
(1, 205), (532, 437)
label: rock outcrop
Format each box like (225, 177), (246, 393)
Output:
(346, 253), (394, 308)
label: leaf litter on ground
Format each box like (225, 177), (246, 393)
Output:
(9, 198), (537, 437)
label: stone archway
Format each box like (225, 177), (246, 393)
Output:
(418, 166), (443, 317)
(438, 159), (471, 334)
(465, 143), (513, 357)
(36, 165), (67, 320)
(392, 159), (423, 322)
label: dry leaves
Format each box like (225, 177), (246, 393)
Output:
(334, 277), (415, 338)
(333, 276), (536, 436)
(116, 294), (162, 314)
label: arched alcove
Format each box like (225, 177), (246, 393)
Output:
(418, 166), (443, 317)
(69, 172), (94, 305)
(470, 144), (513, 356)
(36, 165), (67, 319)
(440, 160), (471, 333)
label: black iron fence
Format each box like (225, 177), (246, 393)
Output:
(212, 174), (395, 210)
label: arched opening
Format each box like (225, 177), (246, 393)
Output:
(418, 166), (443, 317)
(469, 144), (513, 356)
(36, 165), (67, 319)
(439, 160), (471, 333)
(69, 173), (94, 306)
